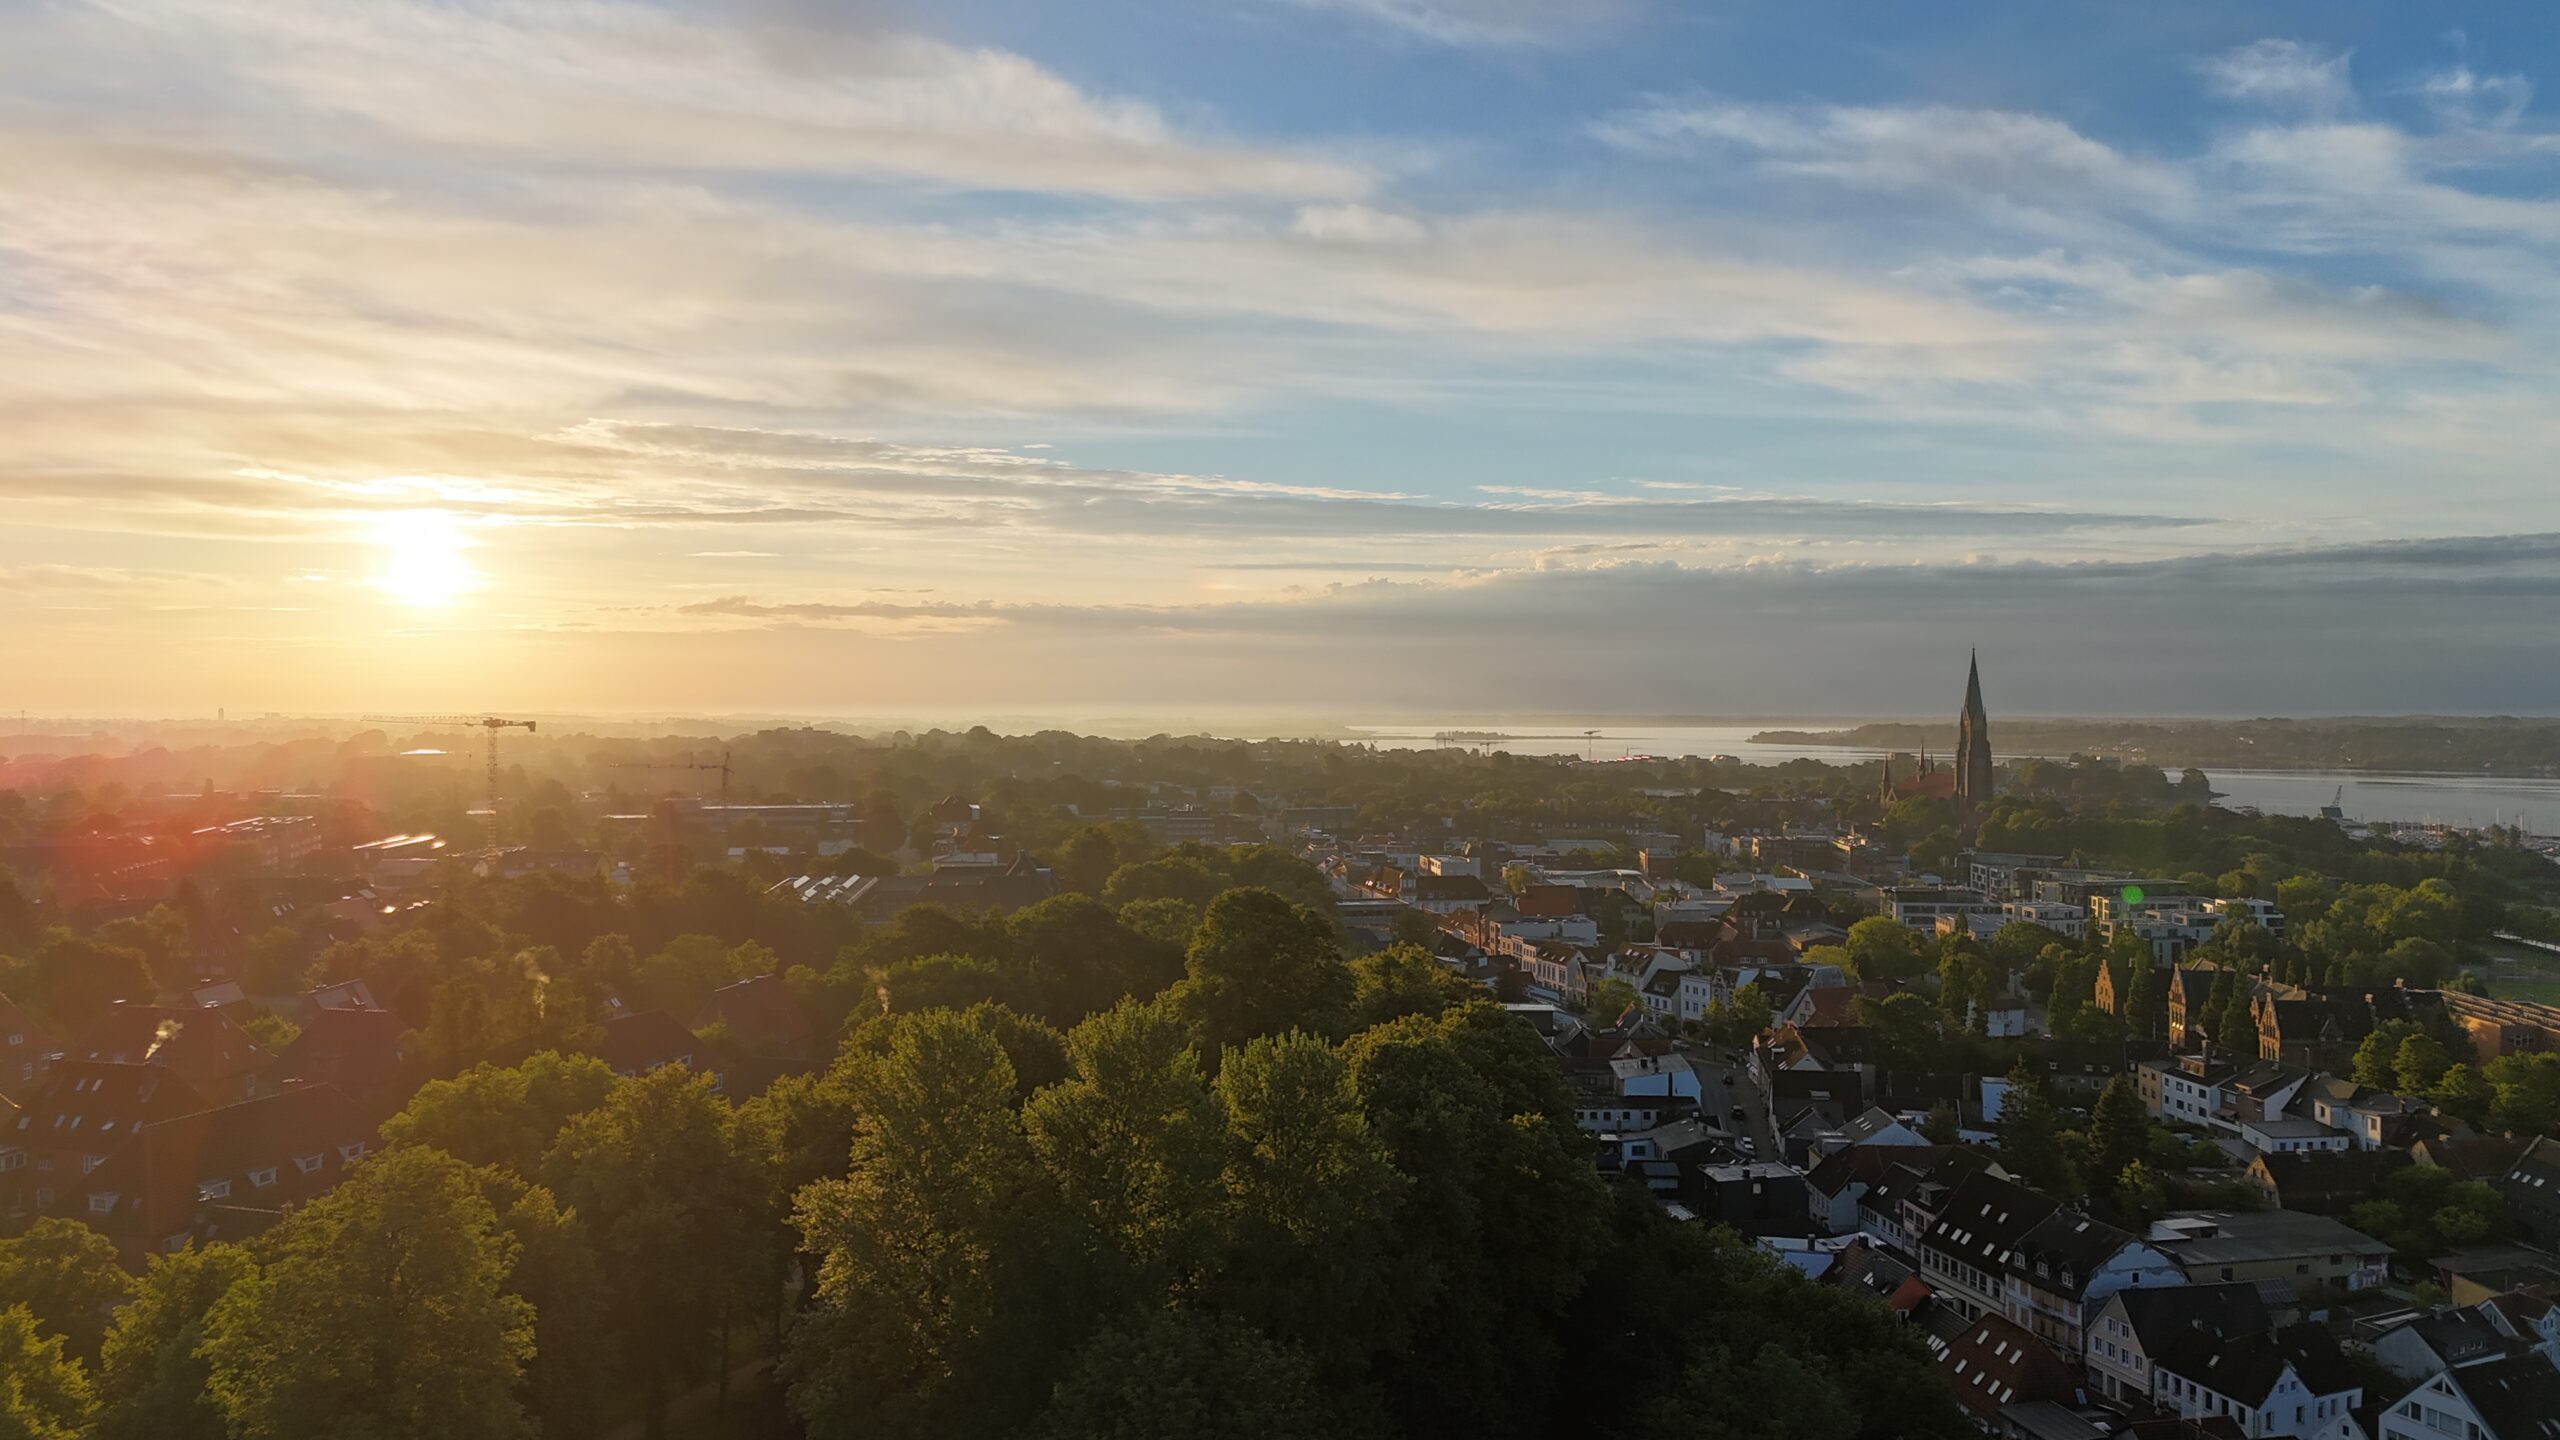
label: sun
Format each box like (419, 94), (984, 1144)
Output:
(368, 511), (480, 608)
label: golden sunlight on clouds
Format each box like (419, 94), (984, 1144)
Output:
(367, 511), (480, 609)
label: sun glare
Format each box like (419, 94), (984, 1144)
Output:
(368, 511), (480, 608)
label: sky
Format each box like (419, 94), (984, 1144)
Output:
(5, 0), (2559, 720)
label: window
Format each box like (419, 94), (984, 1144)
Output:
(337, 1141), (368, 1162)
(295, 1152), (325, 1175)
(87, 1192), (116, 1215)
(198, 1178), (232, 1201)
(249, 1167), (278, 1189)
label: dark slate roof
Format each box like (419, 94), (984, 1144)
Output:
(2413, 1136), (2530, 1181)
(1923, 1170), (2061, 1275)
(2252, 1149), (2413, 1209)
(2111, 1281), (2272, 1354)
(1412, 874), (1489, 902)
(2151, 1323), (2358, 1404)
(2441, 1352), (2560, 1440)
(2379, 1308), (2513, 1370)
(2499, 1136), (2560, 1222)
(8, 1060), (209, 1148)
(1939, 1314), (2081, 1422)
(72, 1003), (270, 1089)
(2010, 1210), (2142, 1294)
(597, 1010), (704, 1076)
(694, 973), (815, 1054)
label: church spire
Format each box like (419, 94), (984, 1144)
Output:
(1956, 650), (1993, 804)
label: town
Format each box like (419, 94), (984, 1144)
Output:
(1, 668), (2557, 1439)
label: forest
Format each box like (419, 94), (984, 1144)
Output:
(0, 858), (1971, 1440)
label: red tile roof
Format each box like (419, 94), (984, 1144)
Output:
(79, 1084), (375, 1262)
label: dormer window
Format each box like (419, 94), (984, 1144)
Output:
(87, 1192), (117, 1215)
(249, 1167), (279, 1189)
(295, 1153), (324, 1175)
(198, 1178), (232, 1201)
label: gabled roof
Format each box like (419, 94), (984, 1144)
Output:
(80, 1084), (373, 1245)
(597, 1010), (703, 1076)
(2010, 1210), (2144, 1294)
(2498, 1137), (2560, 1220)
(302, 979), (381, 1014)
(277, 1007), (410, 1107)
(1412, 874), (1489, 902)
(1513, 884), (1585, 919)
(2251, 1149), (2413, 1210)
(72, 1003), (270, 1090)
(1810, 1141), (1963, 1200)
(1923, 1170), (2061, 1275)
(1938, 1314), (2079, 1422)
(1862, 1147), (1993, 1217)
(7, 1059), (209, 1149)
(1838, 1107), (1919, 1146)
(2376, 1308), (2513, 1370)
(2414, 1135), (2530, 1181)
(2435, 1352), (2560, 1440)
(2151, 1323), (2358, 1405)
(694, 973), (815, 1054)
(2108, 1281), (2272, 1354)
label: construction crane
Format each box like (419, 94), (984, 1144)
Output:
(608, 749), (733, 808)
(362, 714), (538, 847)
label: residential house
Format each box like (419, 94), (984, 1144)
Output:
(299, 979), (381, 1020)
(2, 1061), (208, 1216)
(598, 1010), (716, 1090)
(2148, 1323), (2362, 1438)
(2369, 1308), (2516, 1381)
(277, 1006), (413, 1118)
(2410, 1136), (2529, 1182)
(1921, 1170), (2061, 1322)
(2087, 1281), (2273, 1405)
(0, 993), (61, 1103)
(2239, 1116), (2353, 1158)
(2258, 990), (2426, 1072)
(2247, 1151), (2413, 1215)
(1857, 1148), (1992, 1255)
(1613, 1051), (1703, 1104)
(1575, 1093), (1674, 1135)
(1807, 1142), (1948, 1236)
(2477, 1289), (2560, 1365)
(1769, 1068), (1866, 1144)
(2167, 966), (2224, 1049)
(2301, 1077), (2435, 1152)
(2496, 1137), (2560, 1250)
(2002, 1210), (2186, 1360)
(1937, 1313), (2085, 1431)
(2372, 1355), (2560, 1440)
(1410, 873), (1491, 914)
(1836, 1106), (1930, 1151)
(76, 1084), (375, 1264)
(1694, 1162), (1815, 1238)
(695, 973), (817, 1059)
(2001, 898), (2088, 941)
(70, 1002), (272, 1104)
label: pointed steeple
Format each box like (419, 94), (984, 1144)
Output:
(1956, 650), (1993, 805)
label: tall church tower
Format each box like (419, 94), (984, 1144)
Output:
(1955, 651), (1993, 804)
